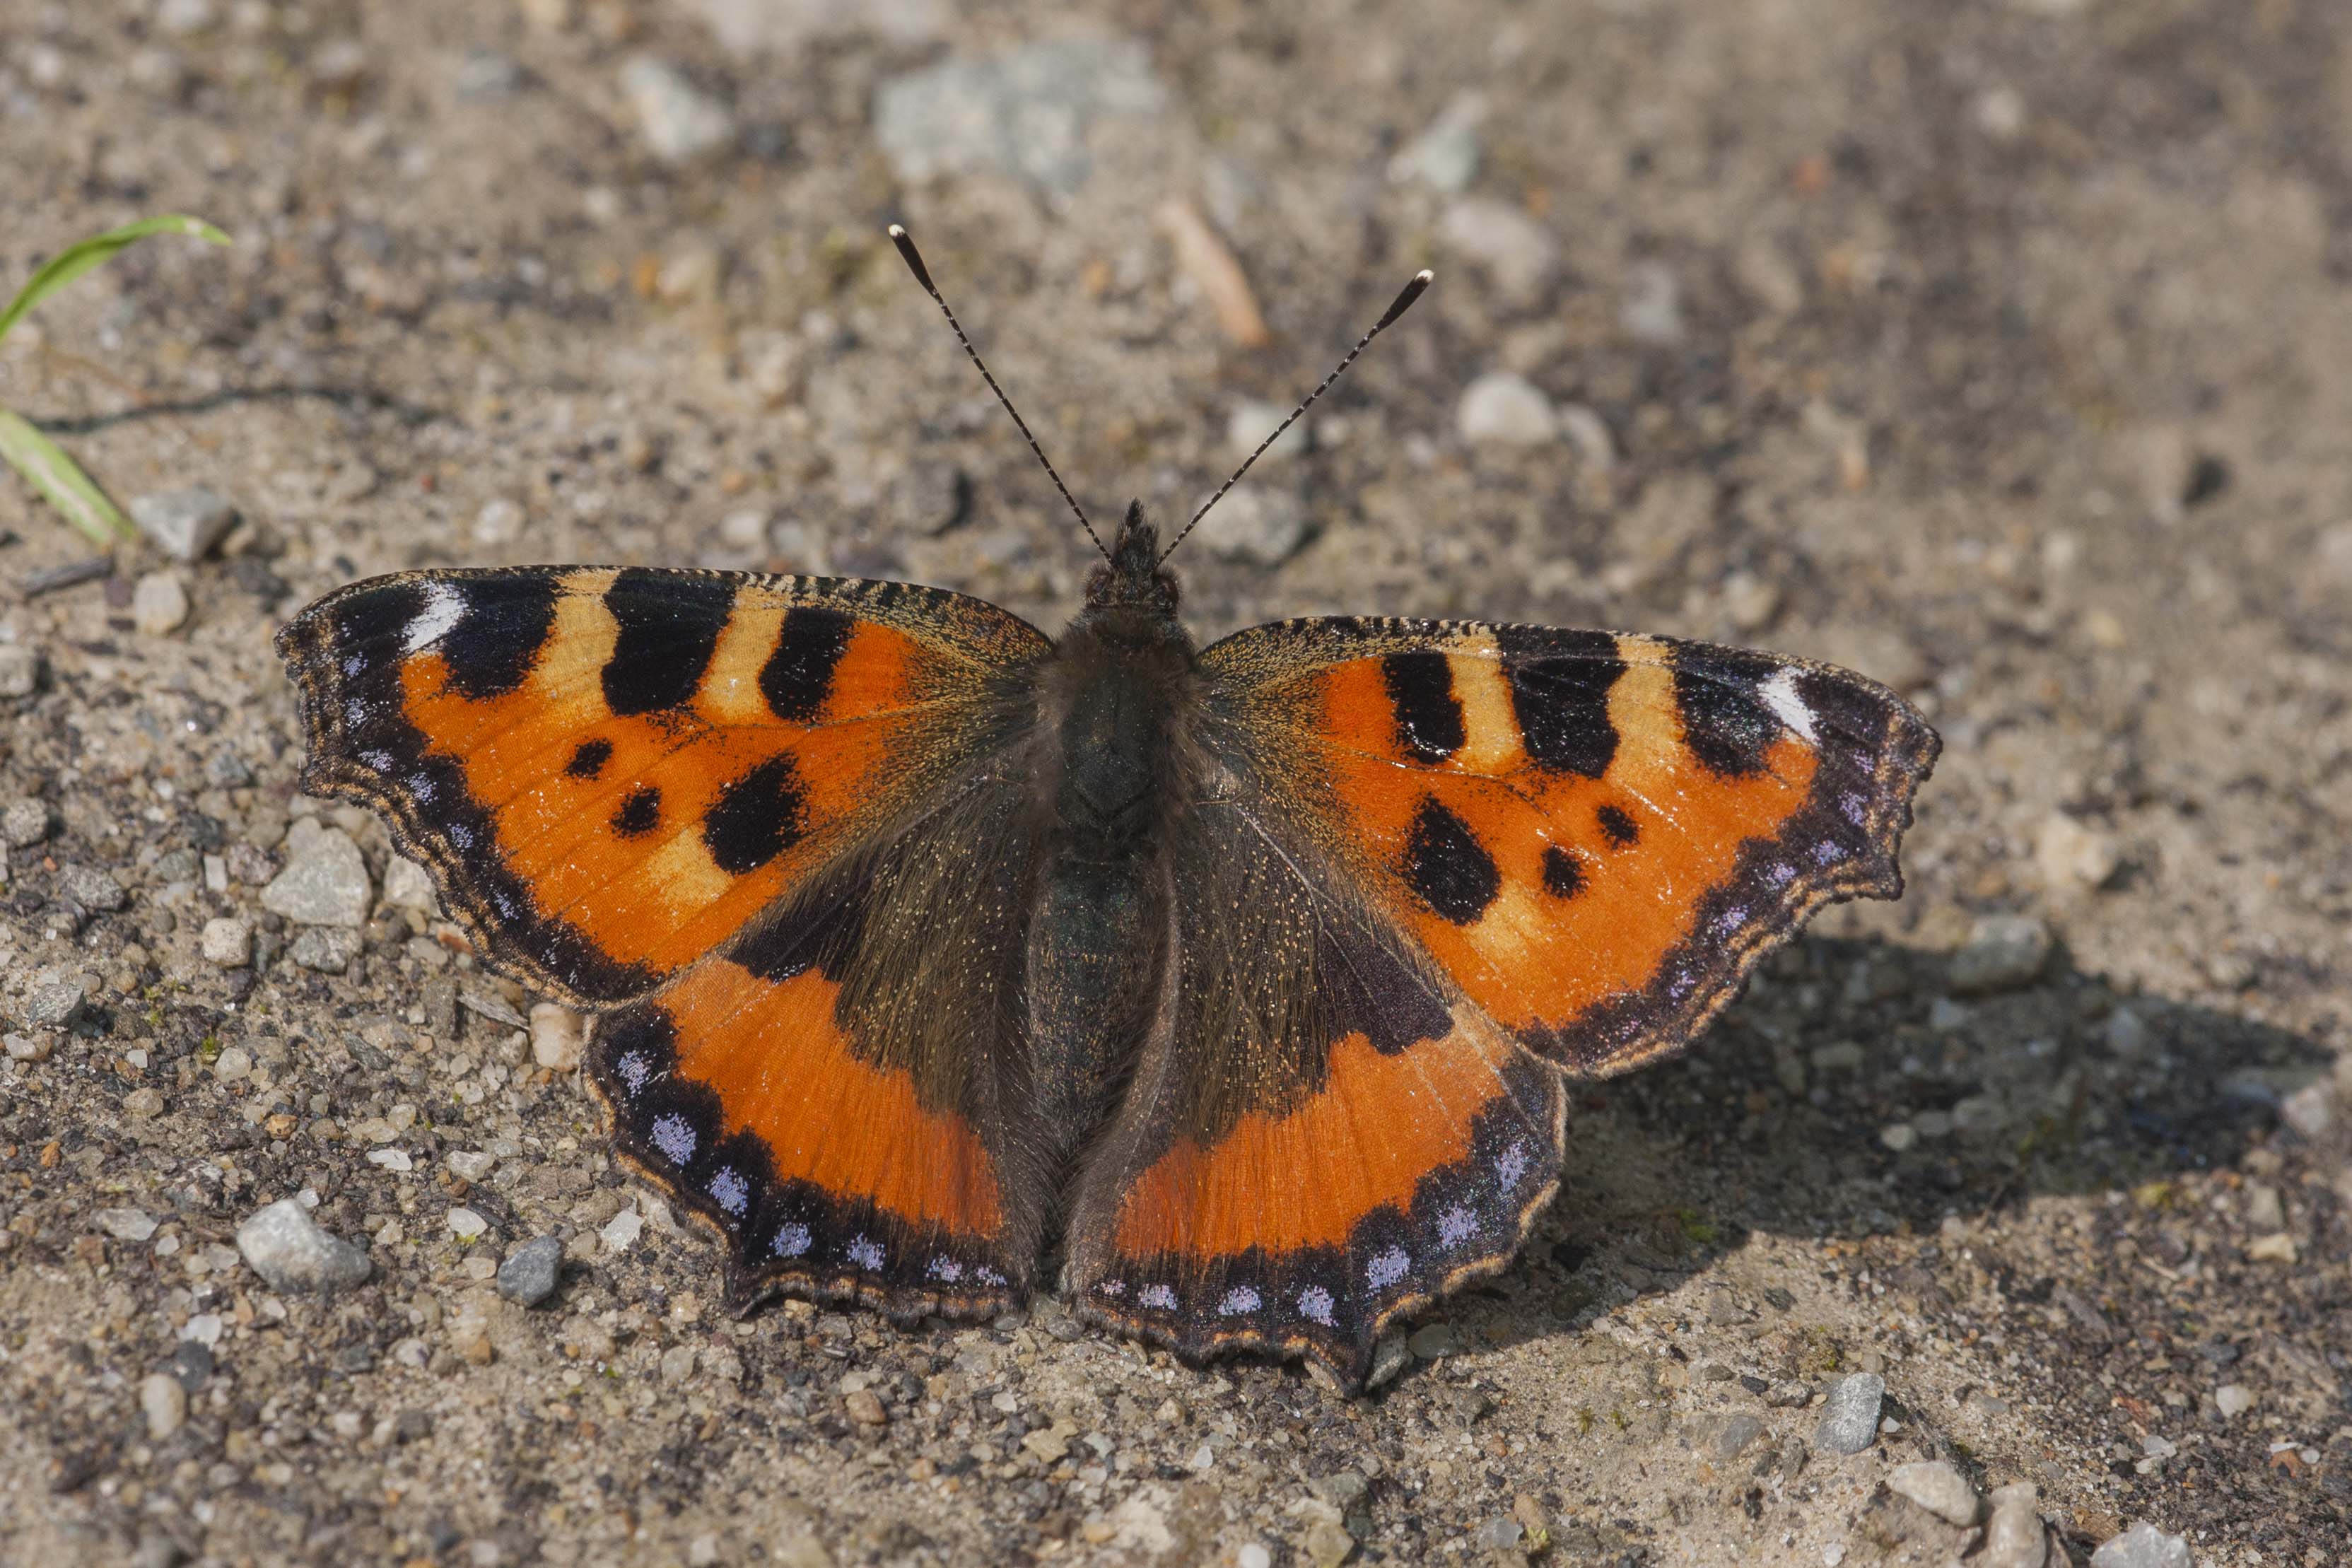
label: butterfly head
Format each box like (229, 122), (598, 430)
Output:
(1084, 500), (1181, 620)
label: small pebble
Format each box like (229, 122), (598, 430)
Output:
(1457, 370), (1558, 445)
(98, 1207), (159, 1242)
(1888, 1459), (1981, 1526)
(211, 1046), (253, 1083)
(2212, 1383), (2253, 1417)
(1364, 1332), (1411, 1389)
(2035, 813), (2121, 893)
(57, 865), (127, 911)
(1439, 198), (1558, 304)
(1947, 915), (2053, 994)
(289, 927), (361, 973)
(140, 1371), (188, 1440)
(1408, 1322), (1459, 1359)
(200, 917), (253, 968)
(1388, 90), (1485, 192)
(531, 1002), (588, 1070)
(235, 1198), (373, 1294)
(2278, 1080), (2335, 1140)
(1982, 1482), (2048, 1568)
(131, 571), (192, 636)
(1620, 262), (1685, 345)
(621, 57), (736, 165)
(1712, 1414), (1765, 1460)
(472, 498), (525, 546)
(381, 855), (437, 912)
(24, 977), (85, 1029)
(129, 488), (236, 562)
(0, 645), (42, 699)
(447, 1207), (488, 1240)
(261, 820), (373, 928)
(2088, 1521), (2193, 1568)
(1, 798), (52, 846)
(447, 1149), (497, 1183)
(871, 35), (1169, 204)
(1191, 487), (1309, 568)
(1812, 1372), (1885, 1455)
(844, 1388), (887, 1426)
(497, 1236), (565, 1306)
(1473, 1518), (1523, 1551)
(1237, 1546), (1272, 1568)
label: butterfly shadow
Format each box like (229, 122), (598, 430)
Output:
(1429, 932), (2333, 1370)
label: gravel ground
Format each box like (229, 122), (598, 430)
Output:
(3, 2), (2349, 1564)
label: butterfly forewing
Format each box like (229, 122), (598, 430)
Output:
(276, 566), (1049, 1004)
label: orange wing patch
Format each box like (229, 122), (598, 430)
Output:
(591, 948), (1024, 1316)
(657, 957), (1003, 1239)
(1111, 1019), (1517, 1259)
(276, 566), (1046, 1004)
(1206, 617), (1936, 1077)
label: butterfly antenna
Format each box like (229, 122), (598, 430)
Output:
(1159, 267), (1434, 566)
(887, 225), (1108, 563)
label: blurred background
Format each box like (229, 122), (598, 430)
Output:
(3, 2), (2349, 1565)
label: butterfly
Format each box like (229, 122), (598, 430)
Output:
(276, 227), (1936, 1388)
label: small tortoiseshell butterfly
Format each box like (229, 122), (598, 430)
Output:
(278, 228), (1936, 1386)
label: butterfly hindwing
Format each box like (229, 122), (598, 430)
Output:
(275, 567), (1049, 1005)
(1065, 800), (1567, 1381)
(1199, 617), (1938, 1076)
(591, 778), (1045, 1318)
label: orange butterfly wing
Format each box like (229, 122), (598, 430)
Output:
(279, 567), (1052, 1313)
(1068, 617), (1934, 1381)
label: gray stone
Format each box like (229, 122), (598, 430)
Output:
(129, 487), (236, 561)
(1364, 1332), (1411, 1389)
(1984, 1483), (2048, 1568)
(2089, 1521), (2193, 1568)
(1948, 915), (2053, 994)
(288, 927), (361, 973)
(1811, 1372), (1885, 1455)
(1620, 261), (1685, 345)
(1388, 91), (1485, 193)
(1439, 198), (1558, 304)
(1, 798), (49, 846)
(98, 1207), (159, 1241)
(154, 0), (217, 37)
(1458, 370), (1557, 445)
(2278, 1080), (2336, 1139)
(261, 819), (372, 928)
(235, 1198), (373, 1294)
(0, 645), (42, 699)
(2213, 1383), (2254, 1417)
(380, 855), (438, 913)
(57, 865), (127, 911)
(1191, 487), (1309, 568)
(1473, 1517), (1523, 1551)
(1408, 1322), (1460, 1359)
(452, 48), (522, 103)
(872, 34), (1169, 206)
(621, 57), (736, 165)
(200, 917), (253, 967)
(1711, 1413), (1765, 1460)
(24, 976), (85, 1029)
(1888, 1459), (1982, 1525)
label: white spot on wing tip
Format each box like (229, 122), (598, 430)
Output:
(402, 583), (467, 654)
(1760, 669), (1819, 744)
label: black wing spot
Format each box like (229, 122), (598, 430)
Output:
(1596, 803), (1639, 847)
(1379, 651), (1465, 764)
(566, 739), (614, 780)
(602, 571), (737, 717)
(612, 787), (661, 838)
(1671, 644), (1781, 777)
(702, 755), (807, 875)
(761, 607), (855, 723)
(1541, 845), (1586, 899)
(439, 575), (558, 700)
(1403, 796), (1501, 925)
(1499, 628), (1622, 778)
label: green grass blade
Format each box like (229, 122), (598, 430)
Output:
(0, 214), (230, 348)
(0, 409), (134, 546)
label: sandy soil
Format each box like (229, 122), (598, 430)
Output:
(1, 1), (2348, 1564)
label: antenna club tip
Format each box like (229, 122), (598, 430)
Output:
(1415, 269), (1434, 284)
(887, 223), (908, 240)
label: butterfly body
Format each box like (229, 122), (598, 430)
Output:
(279, 493), (1934, 1385)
